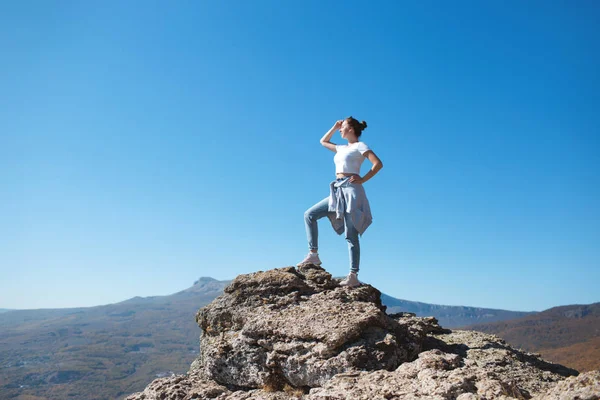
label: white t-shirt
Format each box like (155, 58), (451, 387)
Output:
(334, 142), (371, 174)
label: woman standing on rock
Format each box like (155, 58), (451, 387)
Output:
(297, 117), (383, 287)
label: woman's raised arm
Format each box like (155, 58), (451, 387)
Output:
(320, 120), (343, 152)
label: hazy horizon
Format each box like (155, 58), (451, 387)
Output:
(2, 274), (597, 313)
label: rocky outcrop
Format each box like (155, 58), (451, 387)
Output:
(127, 265), (599, 400)
(194, 265), (445, 390)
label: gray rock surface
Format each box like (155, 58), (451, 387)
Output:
(194, 265), (444, 389)
(126, 265), (599, 400)
(535, 370), (600, 400)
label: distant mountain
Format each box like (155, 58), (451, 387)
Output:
(466, 302), (600, 372)
(0, 275), (538, 400)
(0, 277), (231, 400)
(381, 294), (534, 327)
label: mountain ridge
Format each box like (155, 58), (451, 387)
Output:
(3, 276), (532, 314)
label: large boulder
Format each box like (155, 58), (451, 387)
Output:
(194, 265), (444, 389)
(127, 265), (599, 400)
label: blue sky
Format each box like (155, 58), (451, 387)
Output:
(1, 1), (598, 311)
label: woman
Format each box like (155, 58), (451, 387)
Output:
(297, 117), (383, 287)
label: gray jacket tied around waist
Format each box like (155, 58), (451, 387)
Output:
(327, 177), (373, 235)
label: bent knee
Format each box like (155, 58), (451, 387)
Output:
(304, 210), (313, 221)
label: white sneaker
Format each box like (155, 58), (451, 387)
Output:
(297, 252), (322, 267)
(339, 272), (361, 287)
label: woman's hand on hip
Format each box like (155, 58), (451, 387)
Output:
(349, 175), (364, 184)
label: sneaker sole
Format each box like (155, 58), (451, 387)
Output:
(340, 283), (361, 287)
(296, 261), (322, 267)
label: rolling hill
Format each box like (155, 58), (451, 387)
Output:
(466, 302), (600, 372)
(0, 278), (228, 400)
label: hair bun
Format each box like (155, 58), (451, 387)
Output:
(361, 121), (368, 130)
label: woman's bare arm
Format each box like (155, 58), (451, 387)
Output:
(320, 120), (343, 152)
(349, 150), (383, 184)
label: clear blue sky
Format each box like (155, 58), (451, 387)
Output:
(1, 1), (598, 312)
